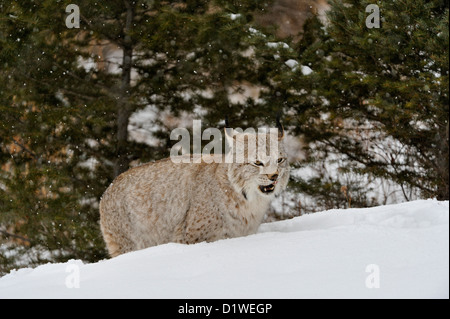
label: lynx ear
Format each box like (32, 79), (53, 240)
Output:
(224, 127), (236, 146)
(276, 113), (285, 140)
(224, 116), (237, 146)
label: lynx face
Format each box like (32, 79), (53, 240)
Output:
(225, 128), (290, 200)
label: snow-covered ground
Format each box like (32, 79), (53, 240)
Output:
(0, 200), (448, 299)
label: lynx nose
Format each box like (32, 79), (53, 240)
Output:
(268, 173), (279, 182)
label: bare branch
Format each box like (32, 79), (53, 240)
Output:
(10, 137), (39, 160)
(0, 229), (32, 244)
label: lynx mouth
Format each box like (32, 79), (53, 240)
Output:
(259, 183), (276, 194)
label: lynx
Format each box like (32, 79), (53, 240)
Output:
(99, 125), (290, 257)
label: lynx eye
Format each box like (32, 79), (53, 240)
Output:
(277, 158), (286, 164)
(253, 160), (264, 166)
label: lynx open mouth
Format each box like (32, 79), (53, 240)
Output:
(259, 183), (276, 194)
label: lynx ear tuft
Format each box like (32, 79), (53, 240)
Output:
(276, 113), (285, 140)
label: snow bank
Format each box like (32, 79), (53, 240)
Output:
(0, 200), (448, 299)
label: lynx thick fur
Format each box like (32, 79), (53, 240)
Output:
(100, 128), (290, 257)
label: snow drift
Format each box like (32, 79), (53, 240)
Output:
(0, 200), (448, 299)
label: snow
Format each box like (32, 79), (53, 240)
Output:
(267, 42), (290, 49)
(300, 65), (313, 75)
(285, 59), (299, 69)
(284, 60), (313, 75)
(0, 200), (448, 299)
(248, 27), (266, 38)
(229, 13), (242, 21)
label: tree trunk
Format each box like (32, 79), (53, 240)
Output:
(114, 2), (134, 178)
(436, 122), (449, 200)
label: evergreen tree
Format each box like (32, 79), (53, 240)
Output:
(273, 0), (449, 208)
(0, 0), (275, 273)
